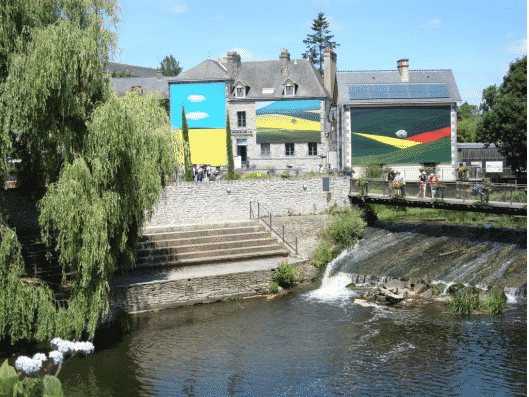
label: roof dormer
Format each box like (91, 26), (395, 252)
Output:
(233, 80), (251, 98)
(282, 78), (299, 96)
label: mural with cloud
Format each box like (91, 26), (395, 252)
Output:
(350, 106), (451, 165)
(256, 100), (322, 144)
(170, 82), (227, 165)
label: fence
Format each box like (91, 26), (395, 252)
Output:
(249, 201), (298, 255)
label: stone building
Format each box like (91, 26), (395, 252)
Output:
(336, 59), (461, 180)
(168, 48), (338, 170)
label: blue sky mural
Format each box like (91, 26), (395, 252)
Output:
(170, 82), (226, 129)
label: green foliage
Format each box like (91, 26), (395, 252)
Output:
(42, 375), (64, 397)
(272, 262), (295, 288)
(477, 56), (527, 174)
(365, 164), (383, 178)
(242, 171), (269, 180)
(159, 54), (182, 76)
(0, 359), (65, 397)
(304, 171), (318, 177)
(457, 102), (480, 121)
(221, 172), (241, 180)
(447, 291), (484, 315)
(268, 282), (279, 294)
(280, 171), (290, 179)
(311, 241), (333, 268)
(0, 0), (121, 192)
(0, 359), (21, 396)
(322, 208), (366, 249)
(457, 118), (478, 143)
(486, 287), (506, 315)
(226, 112), (235, 177)
(38, 91), (177, 340)
(181, 107), (193, 181)
(302, 12), (340, 73)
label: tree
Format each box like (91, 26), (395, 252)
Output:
(159, 54), (182, 77)
(38, 91), (177, 340)
(181, 107), (193, 181)
(302, 12), (340, 73)
(457, 102), (481, 143)
(225, 112), (235, 178)
(0, 0), (122, 191)
(476, 56), (527, 175)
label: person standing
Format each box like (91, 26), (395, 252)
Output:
(386, 169), (396, 197)
(428, 173), (439, 198)
(394, 171), (406, 197)
(417, 171), (427, 198)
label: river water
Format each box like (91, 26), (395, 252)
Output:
(53, 260), (526, 396)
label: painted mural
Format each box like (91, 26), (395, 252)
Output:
(170, 82), (226, 165)
(350, 106), (451, 165)
(256, 100), (321, 144)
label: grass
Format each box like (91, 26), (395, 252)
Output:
(369, 205), (527, 229)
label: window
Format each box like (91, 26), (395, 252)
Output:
(308, 142), (317, 156)
(285, 143), (294, 156)
(237, 111), (246, 127)
(285, 85), (294, 96)
(261, 143), (270, 156)
(236, 87), (244, 97)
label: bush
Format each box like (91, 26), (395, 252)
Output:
(242, 171), (269, 180)
(448, 291), (485, 315)
(305, 171), (318, 177)
(272, 261), (295, 288)
(486, 287), (506, 315)
(365, 164), (384, 178)
(311, 241), (333, 268)
(221, 172), (241, 180)
(280, 171), (290, 178)
(322, 207), (366, 249)
(268, 282), (279, 294)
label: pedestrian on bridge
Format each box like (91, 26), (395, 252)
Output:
(417, 171), (427, 198)
(394, 171), (406, 197)
(428, 173), (439, 198)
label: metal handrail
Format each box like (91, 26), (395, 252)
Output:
(249, 201), (298, 255)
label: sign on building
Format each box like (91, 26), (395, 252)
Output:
(485, 161), (503, 173)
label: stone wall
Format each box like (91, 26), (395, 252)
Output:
(144, 177), (350, 227)
(108, 268), (275, 315)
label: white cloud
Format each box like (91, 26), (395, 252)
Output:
(186, 112), (209, 120)
(420, 18), (441, 29)
(217, 48), (268, 62)
(187, 94), (206, 102)
(504, 38), (527, 54)
(161, 3), (187, 13)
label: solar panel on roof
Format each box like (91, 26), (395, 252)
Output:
(348, 83), (450, 100)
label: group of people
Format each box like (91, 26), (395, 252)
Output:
(193, 164), (216, 181)
(386, 170), (439, 198)
(416, 171), (439, 199)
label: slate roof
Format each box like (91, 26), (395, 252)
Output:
(110, 76), (170, 99)
(170, 57), (330, 100)
(337, 69), (461, 105)
(105, 62), (159, 77)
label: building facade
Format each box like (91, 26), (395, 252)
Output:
(336, 59), (461, 180)
(168, 49), (338, 170)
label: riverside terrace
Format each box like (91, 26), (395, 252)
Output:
(349, 179), (527, 216)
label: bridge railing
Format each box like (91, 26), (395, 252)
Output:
(350, 178), (527, 204)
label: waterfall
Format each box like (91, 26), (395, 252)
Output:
(304, 226), (526, 303)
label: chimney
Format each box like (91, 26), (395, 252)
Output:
(280, 48), (290, 76)
(397, 59), (409, 82)
(323, 47), (337, 97)
(156, 70), (163, 80)
(226, 51), (241, 79)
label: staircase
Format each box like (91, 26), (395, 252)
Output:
(135, 220), (290, 269)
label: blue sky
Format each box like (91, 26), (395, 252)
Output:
(111, 0), (527, 107)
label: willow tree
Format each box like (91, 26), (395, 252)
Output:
(0, 0), (121, 191)
(37, 91), (178, 340)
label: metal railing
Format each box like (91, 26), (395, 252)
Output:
(349, 178), (527, 205)
(249, 201), (298, 255)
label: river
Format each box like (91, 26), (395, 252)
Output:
(54, 259), (526, 396)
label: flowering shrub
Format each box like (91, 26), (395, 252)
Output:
(419, 167), (433, 174)
(391, 180), (404, 189)
(242, 171), (269, 180)
(457, 166), (469, 173)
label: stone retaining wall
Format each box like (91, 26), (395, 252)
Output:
(107, 268), (276, 316)
(144, 177), (350, 227)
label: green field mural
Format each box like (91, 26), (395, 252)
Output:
(256, 100), (322, 144)
(350, 106), (451, 164)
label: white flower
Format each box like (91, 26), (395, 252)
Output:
(32, 353), (47, 362)
(15, 356), (31, 371)
(49, 351), (64, 365)
(57, 340), (76, 355)
(15, 356), (42, 374)
(395, 129), (407, 138)
(50, 338), (64, 350)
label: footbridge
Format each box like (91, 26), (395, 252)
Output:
(348, 179), (527, 216)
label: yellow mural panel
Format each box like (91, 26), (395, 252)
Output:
(352, 132), (421, 149)
(173, 129), (226, 166)
(256, 114), (320, 131)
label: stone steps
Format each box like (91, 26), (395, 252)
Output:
(137, 231), (271, 249)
